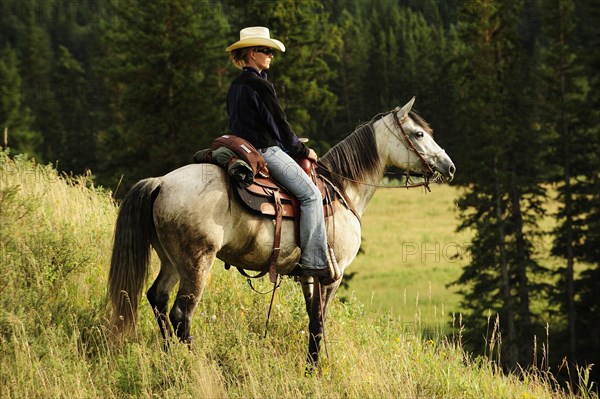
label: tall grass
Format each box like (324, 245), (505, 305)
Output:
(0, 150), (588, 398)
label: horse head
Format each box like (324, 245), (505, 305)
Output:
(382, 97), (455, 183)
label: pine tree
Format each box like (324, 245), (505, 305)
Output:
(3, 0), (56, 160)
(560, 0), (600, 377)
(98, 0), (231, 191)
(53, 45), (96, 173)
(450, 0), (548, 369)
(536, 0), (583, 367)
(0, 0), (107, 171)
(578, 0), (600, 373)
(0, 44), (39, 154)
(270, 0), (342, 147)
(44, 0), (107, 174)
(333, 8), (371, 135)
(393, 7), (450, 128)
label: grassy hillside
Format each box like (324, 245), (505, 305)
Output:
(0, 151), (582, 398)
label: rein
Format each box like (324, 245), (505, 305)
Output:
(316, 110), (437, 192)
(317, 162), (432, 191)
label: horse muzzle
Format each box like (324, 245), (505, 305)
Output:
(426, 153), (455, 183)
(436, 159), (455, 183)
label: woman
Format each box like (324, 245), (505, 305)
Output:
(226, 26), (331, 280)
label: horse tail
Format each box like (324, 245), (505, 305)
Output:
(108, 178), (161, 332)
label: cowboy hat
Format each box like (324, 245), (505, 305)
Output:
(226, 26), (286, 52)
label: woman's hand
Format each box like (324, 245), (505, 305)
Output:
(307, 148), (318, 162)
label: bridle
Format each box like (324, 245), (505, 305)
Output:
(390, 109), (435, 177)
(317, 109), (442, 191)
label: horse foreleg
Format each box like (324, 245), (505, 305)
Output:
(301, 276), (343, 369)
(307, 278), (324, 367)
(146, 260), (179, 341)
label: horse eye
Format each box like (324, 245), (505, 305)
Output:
(415, 131), (424, 138)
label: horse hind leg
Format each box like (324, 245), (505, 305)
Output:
(146, 259), (179, 341)
(169, 246), (217, 344)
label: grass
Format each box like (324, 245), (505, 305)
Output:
(346, 183), (592, 327)
(347, 184), (470, 326)
(0, 150), (592, 398)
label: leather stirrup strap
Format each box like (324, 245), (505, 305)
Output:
(268, 189), (283, 283)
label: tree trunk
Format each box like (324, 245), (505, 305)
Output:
(558, 0), (576, 363)
(495, 155), (518, 367)
(510, 170), (532, 361)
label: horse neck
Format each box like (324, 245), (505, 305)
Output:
(344, 179), (378, 216)
(338, 117), (394, 215)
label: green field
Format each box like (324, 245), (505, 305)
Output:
(1, 152), (585, 398)
(347, 185), (470, 323)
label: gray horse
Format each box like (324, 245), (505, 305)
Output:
(108, 98), (455, 366)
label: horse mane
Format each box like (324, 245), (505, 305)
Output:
(319, 122), (381, 189)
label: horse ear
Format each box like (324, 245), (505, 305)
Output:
(397, 97), (416, 119)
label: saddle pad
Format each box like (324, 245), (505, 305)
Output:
(249, 176), (329, 202)
(236, 187), (297, 218)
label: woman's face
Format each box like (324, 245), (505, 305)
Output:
(250, 47), (274, 72)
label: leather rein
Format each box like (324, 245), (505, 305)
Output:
(317, 109), (436, 192)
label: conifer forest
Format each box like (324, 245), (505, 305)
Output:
(1, 0), (599, 387)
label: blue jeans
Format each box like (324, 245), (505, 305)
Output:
(261, 146), (328, 269)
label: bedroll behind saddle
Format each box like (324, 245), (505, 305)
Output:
(193, 135), (268, 187)
(212, 135), (268, 177)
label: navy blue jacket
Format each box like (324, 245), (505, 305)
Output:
(227, 67), (309, 158)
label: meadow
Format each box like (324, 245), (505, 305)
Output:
(347, 184), (469, 324)
(0, 151), (592, 398)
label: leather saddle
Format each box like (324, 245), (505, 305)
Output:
(235, 158), (337, 220)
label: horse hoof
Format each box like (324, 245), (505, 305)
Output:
(304, 364), (318, 377)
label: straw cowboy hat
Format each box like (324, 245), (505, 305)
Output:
(226, 26), (286, 52)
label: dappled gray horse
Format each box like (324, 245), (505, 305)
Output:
(108, 98), (455, 366)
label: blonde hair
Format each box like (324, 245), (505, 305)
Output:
(230, 47), (254, 69)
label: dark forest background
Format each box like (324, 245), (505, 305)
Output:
(1, 0), (599, 387)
